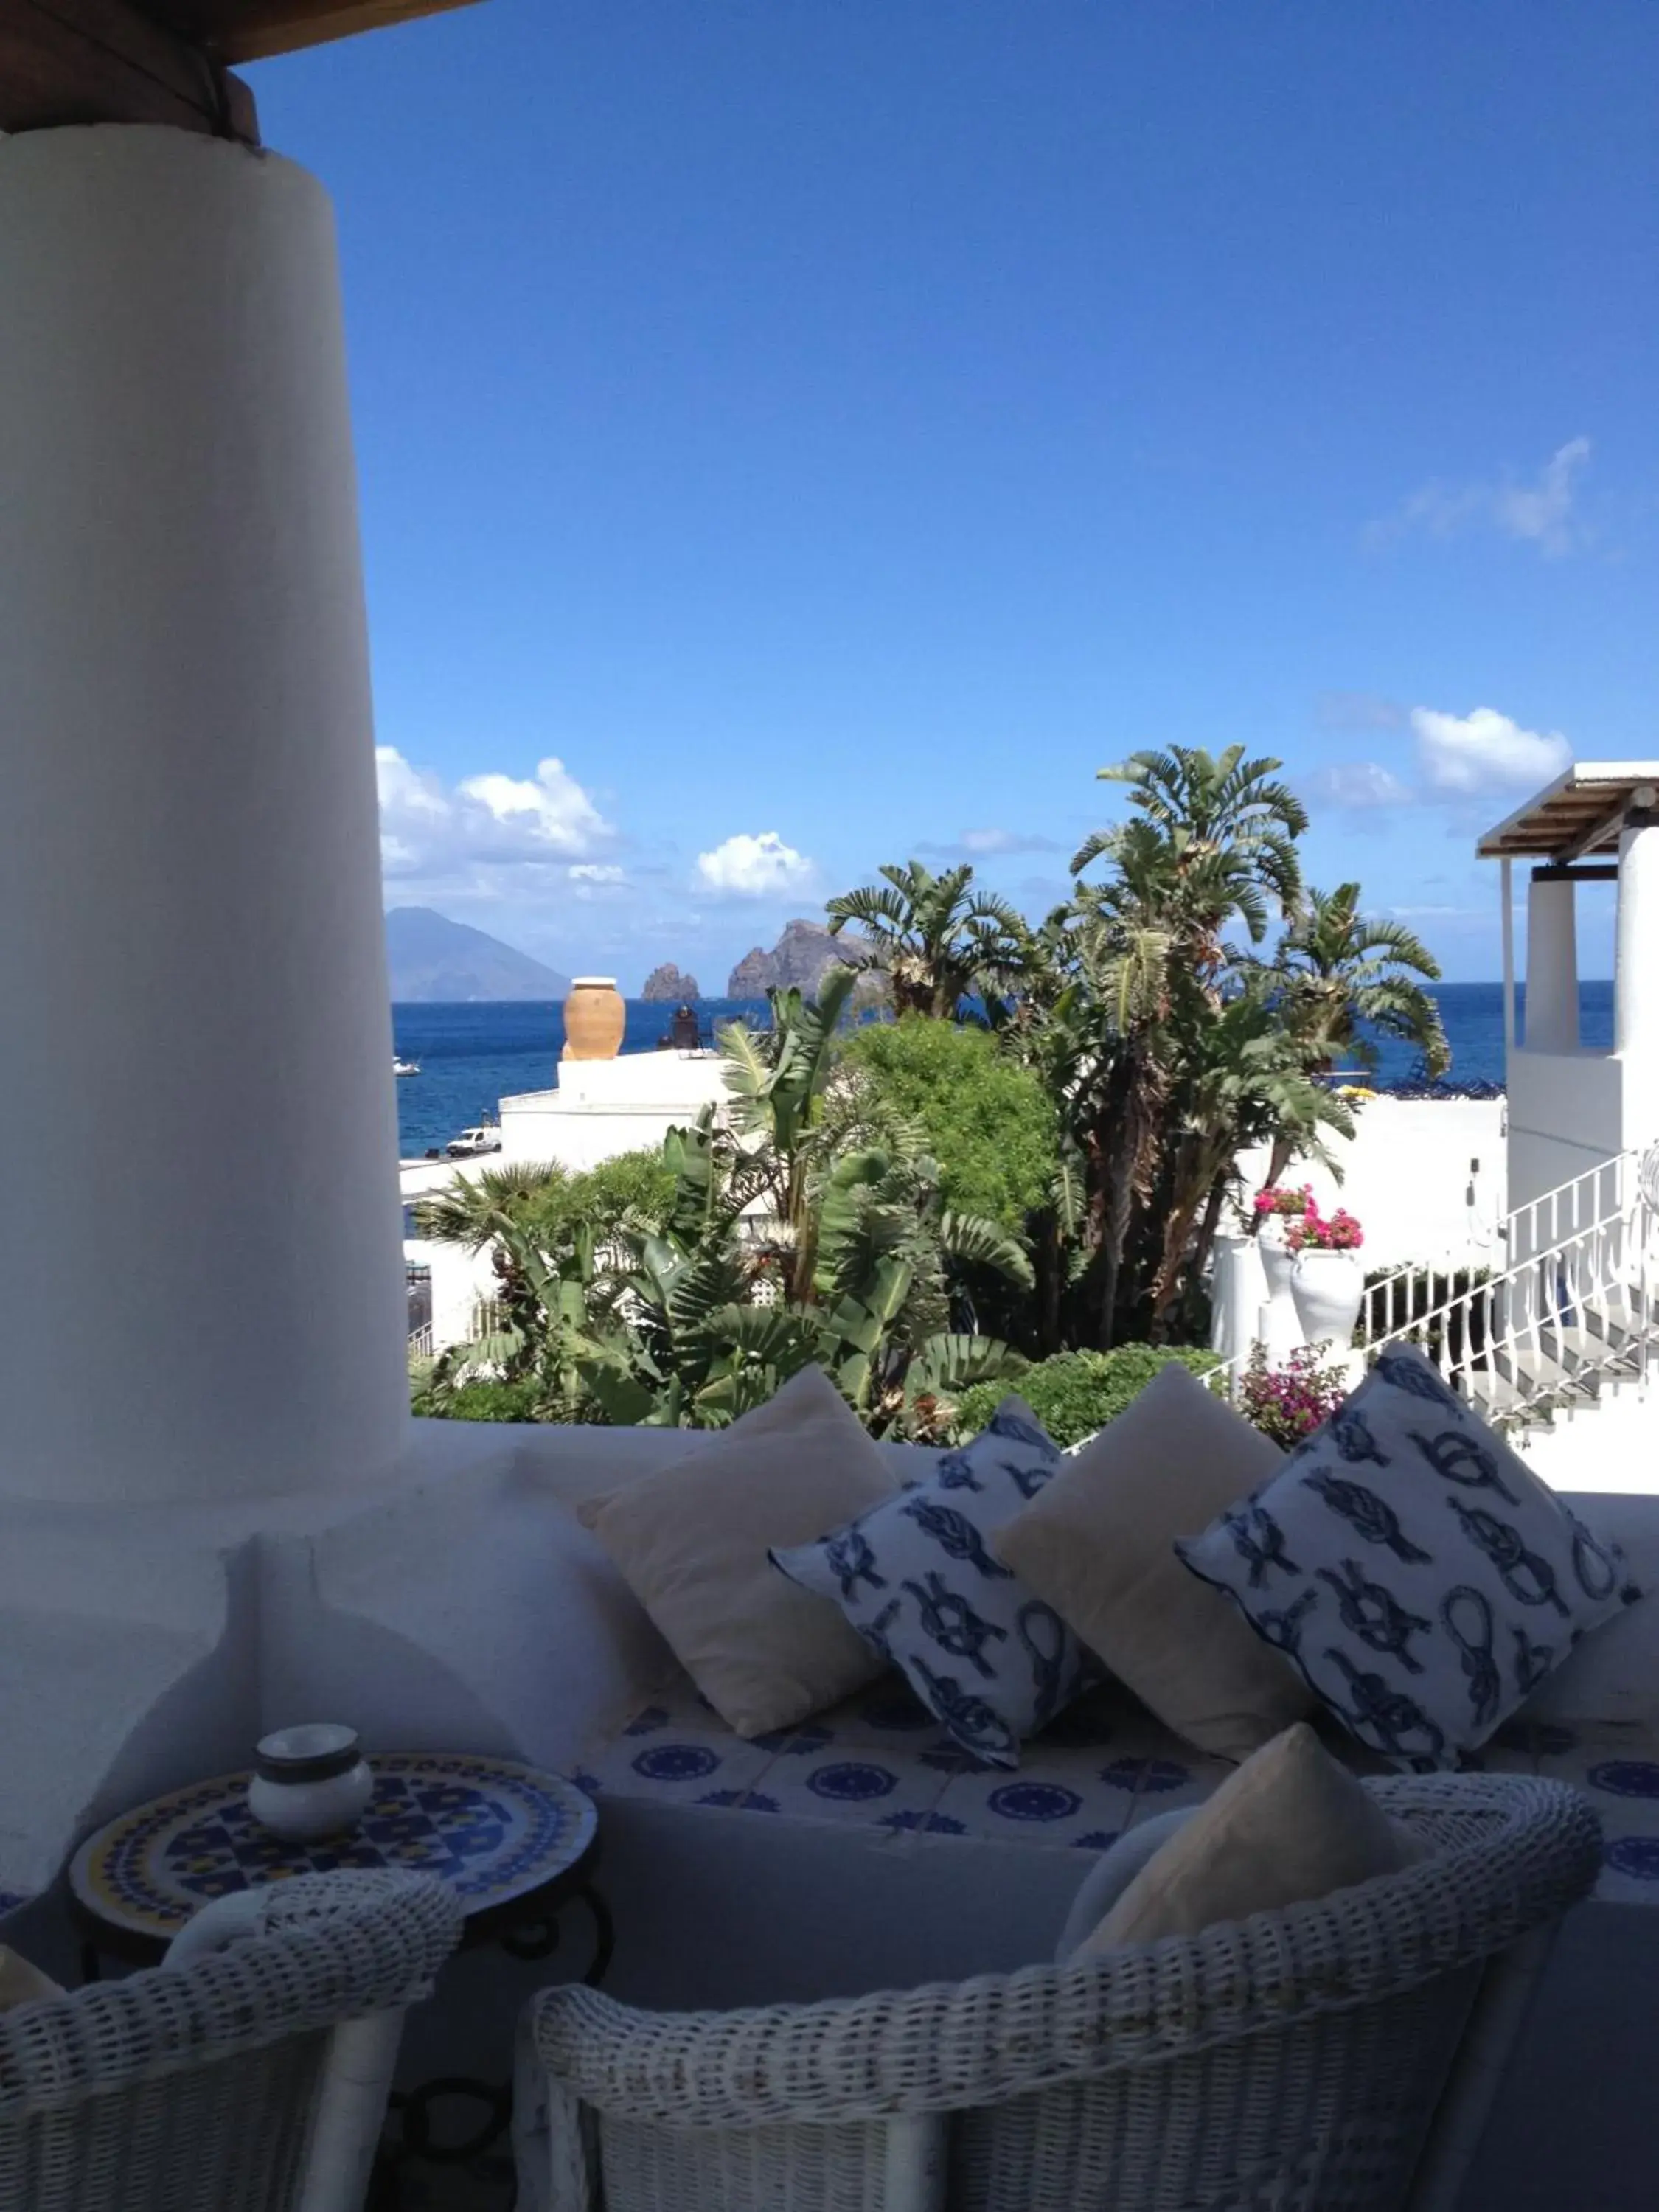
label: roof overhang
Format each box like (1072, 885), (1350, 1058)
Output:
(0, 0), (484, 142)
(1477, 762), (1659, 862)
(155, 0), (484, 64)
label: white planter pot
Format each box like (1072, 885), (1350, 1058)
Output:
(1256, 1224), (1306, 1361)
(1290, 1249), (1366, 1354)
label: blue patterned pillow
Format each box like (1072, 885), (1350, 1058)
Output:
(771, 1397), (1085, 1769)
(1176, 1343), (1641, 1770)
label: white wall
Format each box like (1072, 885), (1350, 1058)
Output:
(1238, 1098), (1506, 1272)
(1508, 1048), (1627, 1214)
(499, 1053), (730, 1172)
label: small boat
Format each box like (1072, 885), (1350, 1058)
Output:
(394, 1057), (421, 1077)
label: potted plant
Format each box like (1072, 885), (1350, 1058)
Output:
(1251, 1184), (1313, 1358)
(1238, 1342), (1352, 1449)
(1287, 1205), (1366, 1350)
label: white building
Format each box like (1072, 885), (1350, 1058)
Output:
(1481, 762), (1659, 1211)
(402, 1035), (734, 1351)
(498, 1046), (731, 1172)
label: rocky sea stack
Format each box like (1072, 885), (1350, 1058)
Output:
(641, 962), (700, 1001)
(728, 918), (866, 997)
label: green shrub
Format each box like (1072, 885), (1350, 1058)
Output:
(411, 1375), (546, 1423)
(953, 1343), (1220, 1447)
(841, 1015), (1057, 1233)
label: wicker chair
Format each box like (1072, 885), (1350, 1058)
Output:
(0, 1868), (462, 2212)
(518, 1775), (1599, 2212)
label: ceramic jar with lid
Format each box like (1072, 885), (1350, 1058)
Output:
(246, 1723), (373, 1843)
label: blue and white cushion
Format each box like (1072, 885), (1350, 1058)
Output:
(1176, 1343), (1641, 1770)
(771, 1397), (1085, 1770)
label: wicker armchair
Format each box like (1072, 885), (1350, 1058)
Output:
(519, 1775), (1599, 2212)
(0, 1868), (462, 2212)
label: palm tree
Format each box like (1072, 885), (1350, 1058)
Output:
(411, 1160), (568, 1250)
(1274, 882), (1450, 1079)
(717, 968), (858, 1300)
(1147, 978), (1354, 1329)
(1040, 839), (1185, 1347)
(826, 860), (1032, 1018)
(1073, 744), (1307, 967)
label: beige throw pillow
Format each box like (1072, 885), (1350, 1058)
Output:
(0, 1944), (61, 2011)
(577, 1364), (897, 1738)
(1079, 1722), (1422, 1951)
(995, 1360), (1310, 1759)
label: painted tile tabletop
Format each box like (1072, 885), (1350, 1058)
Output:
(583, 1673), (1659, 1905)
(71, 1752), (597, 1943)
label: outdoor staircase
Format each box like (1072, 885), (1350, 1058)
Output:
(1357, 1144), (1659, 1439)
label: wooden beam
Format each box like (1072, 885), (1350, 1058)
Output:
(0, 0), (257, 138)
(1562, 797), (1632, 864)
(201, 0), (482, 66)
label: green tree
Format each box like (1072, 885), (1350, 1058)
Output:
(1025, 745), (1317, 1344)
(417, 981), (1030, 1436)
(1273, 881), (1450, 1078)
(1073, 742), (1307, 967)
(1147, 976), (1353, 1330)
(826, 860), (1032, 1018)
(840, 1015), (1058, 1232)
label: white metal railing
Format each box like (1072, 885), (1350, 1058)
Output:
(1205, 1146), (1659, 1434)
(407, 1323), (434, 1359)
(1363, 1147), (1659, 1430)
(1356, 1146), (1644, 1368)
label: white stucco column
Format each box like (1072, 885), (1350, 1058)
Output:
(1615, 800), (1659, 1063)
(1524, 873), (1579, 1054)
(0, 128), (407, 1504)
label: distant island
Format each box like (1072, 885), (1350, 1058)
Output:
(728, 918), (865, 997)
(386, 907), (571, 1002)
(641, 962), (700, 1001)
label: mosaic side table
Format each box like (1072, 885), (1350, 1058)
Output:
(69, 1750), (610, 2183)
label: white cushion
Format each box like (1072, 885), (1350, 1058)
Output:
(997, 1360), (1309, 1759)
(1055, 1808), (1192, 1958)
(772, 1397), (1085, 1769)
(1076, 1722), (1422, 1951)
(578, 1365), (897, 1739)
(1177, 1343), (1641, 1768)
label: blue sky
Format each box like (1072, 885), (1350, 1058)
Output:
(252, 1), (1659, 990)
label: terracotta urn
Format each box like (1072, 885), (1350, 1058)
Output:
(563, 976), (625, 1061)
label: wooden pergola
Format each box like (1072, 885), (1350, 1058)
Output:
(1, 0), (481, 142)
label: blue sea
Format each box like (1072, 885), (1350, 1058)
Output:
(393, 998), (768, 1157)
(391, 982), (1615, 1158)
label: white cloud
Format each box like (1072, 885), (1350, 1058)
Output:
(568, 863), (627, 901)
(375, 748), (613, 888)
(1302, 762), (1413, 811)
(1411, 706), (1571, 796)
(452, 759), (609, 852)
(1371, 437), (1592, 557)
(695, 831), (816, 898)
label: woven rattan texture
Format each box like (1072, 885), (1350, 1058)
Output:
(0, 1868), (462, 2211)
(529, 1776), (1599, 2211)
